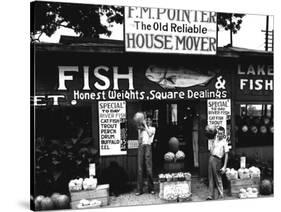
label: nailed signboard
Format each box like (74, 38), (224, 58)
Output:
(207, 99), (231, 132)
(236, 63), (273, 100)
(98, 101), (127, 156)
(125, 7), (217, 54)
(33, 60), (230, 106)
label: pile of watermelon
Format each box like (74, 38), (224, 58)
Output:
(164, 150), (186, 162)
(34, 193), (70, 210)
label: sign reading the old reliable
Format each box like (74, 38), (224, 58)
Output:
(125, 7), (217, 54)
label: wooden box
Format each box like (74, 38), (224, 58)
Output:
(229, 177), (260, 197)
(159, 180), (191, 200)
(70, 184), (109, 209)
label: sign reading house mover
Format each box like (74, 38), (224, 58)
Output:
(125, 7), (217, 54)
(98, 101), (127, 156)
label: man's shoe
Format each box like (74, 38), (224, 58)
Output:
(206, 196), (213, 200)
(135, 192), (143, 196)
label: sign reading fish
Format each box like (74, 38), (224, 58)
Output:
(34, 64), (229, 106)
(145, 65), (216, 89)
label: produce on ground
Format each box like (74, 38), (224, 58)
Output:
(239, 187), (258, 198)
(34, 193), (70, 210)
(77, 199), (101, 209)
(260, 179), (273, 195)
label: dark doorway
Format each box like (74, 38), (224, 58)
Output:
(140, 101), (199, 176)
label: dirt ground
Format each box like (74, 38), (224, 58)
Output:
(106, 177), (238, 208)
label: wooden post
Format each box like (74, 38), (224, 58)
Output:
(230, 15), (233, 47)
(265, 15), (269, 51)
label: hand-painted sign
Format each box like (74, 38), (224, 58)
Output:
(145, 65), (216, 89)
(125, 6), (217, 54)
(98, 101), (127, 156)
(207, 99), (231, 132)
(33, 63), (230, 106)
(236, 63), (273, 100)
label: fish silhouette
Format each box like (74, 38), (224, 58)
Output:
(145, 65), (216, 89)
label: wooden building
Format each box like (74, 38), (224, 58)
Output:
(32, 38), (273, 181)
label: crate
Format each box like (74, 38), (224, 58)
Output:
(229, 178), (260, 197)
(159, 180), (191, 200)
(70, 184), (109, 209)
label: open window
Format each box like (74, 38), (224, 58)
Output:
(235, 103), (273, 147)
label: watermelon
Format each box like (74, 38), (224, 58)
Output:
(168, 137), (179, 153)
(133, 112), (144, 125)
(260, 179), (273, 195)
(175, 150), (185, 160)
(205, 125), (217, 139)
(34, 195), (45, 211)
(56, 194), (70, 209)
(164, 152), (175, 162)
(40, 197), (54, 210)
(50, 193), (61, 208)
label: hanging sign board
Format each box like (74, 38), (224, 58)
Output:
(125, 6), (217, 54)
(207, 99), (231, 132)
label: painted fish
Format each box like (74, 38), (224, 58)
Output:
(145, 65), (216, 89)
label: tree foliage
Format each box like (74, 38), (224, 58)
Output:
(217, 13), (245, 34)
(217, 13), (245, 46)
(31, 2), (124, 42)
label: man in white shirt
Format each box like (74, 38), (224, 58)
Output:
(207, 126), (229, 200)
(136, 116), (156, 195)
